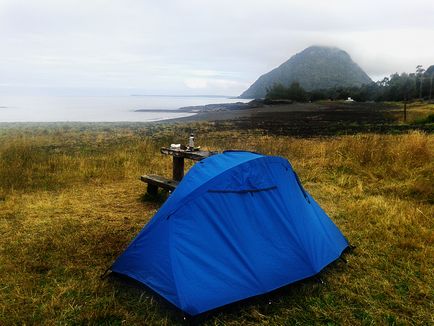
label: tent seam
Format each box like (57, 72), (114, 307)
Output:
(167, 216), (184, 310)
(164, 156), (285, 219)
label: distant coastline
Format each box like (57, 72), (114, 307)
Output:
(130, 94), (235, 98)
(0, 95), (248, 123)
(134, 100), (260, 114)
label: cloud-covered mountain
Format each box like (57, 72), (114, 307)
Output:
(240, 46), (372, 98)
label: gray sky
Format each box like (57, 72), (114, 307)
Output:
(1, 0), (433, 96)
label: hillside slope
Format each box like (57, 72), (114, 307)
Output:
(240, 46), (372, 98)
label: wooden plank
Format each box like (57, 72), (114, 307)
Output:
(140, 174), (179, 191)
(160, 147), (218, 161)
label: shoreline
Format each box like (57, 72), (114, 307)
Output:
(0, 95), (251, 124)
(153, 99), (332, 123)
(1, 101), (432, 138)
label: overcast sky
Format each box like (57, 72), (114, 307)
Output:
(1, 0), (433, 96)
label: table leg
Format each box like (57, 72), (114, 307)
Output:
(173, 157), (184, 181)
(147, 184), (158, 196)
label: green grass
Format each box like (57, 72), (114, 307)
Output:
(413, 113), (434, 125)
(0, 124), (433, 325)
(388, 101), (434, 124)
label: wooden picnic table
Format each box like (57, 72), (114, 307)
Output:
(140, 147), (218, 196)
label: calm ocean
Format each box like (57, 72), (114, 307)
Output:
(0, 95), (249, 122)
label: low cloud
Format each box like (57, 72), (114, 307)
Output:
(184, 78), (248, 92)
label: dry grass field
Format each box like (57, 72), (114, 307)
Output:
(0, 120), (433, 325)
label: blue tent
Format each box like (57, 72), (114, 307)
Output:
(112, 151), (348, 315)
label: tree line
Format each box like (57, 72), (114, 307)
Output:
(266, 65), (434, 102)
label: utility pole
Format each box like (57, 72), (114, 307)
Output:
(416, 65), (425, 100)
(419, 76), (423, 100)
(430, 74), (433, 101)
(403, 81), (410, 123)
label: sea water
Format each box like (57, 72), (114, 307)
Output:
(0, 95), (249, 122)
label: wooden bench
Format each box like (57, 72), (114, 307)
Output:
(140, 146), (218, 195)
(140, 174), (179, 196)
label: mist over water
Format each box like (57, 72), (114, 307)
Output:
(0, 95), (249, 122)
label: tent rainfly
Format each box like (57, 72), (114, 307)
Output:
(112, 151), (349, 316)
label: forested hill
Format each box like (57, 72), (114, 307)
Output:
(240, 46), (372, 99)
(425, 65), (434, 76)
